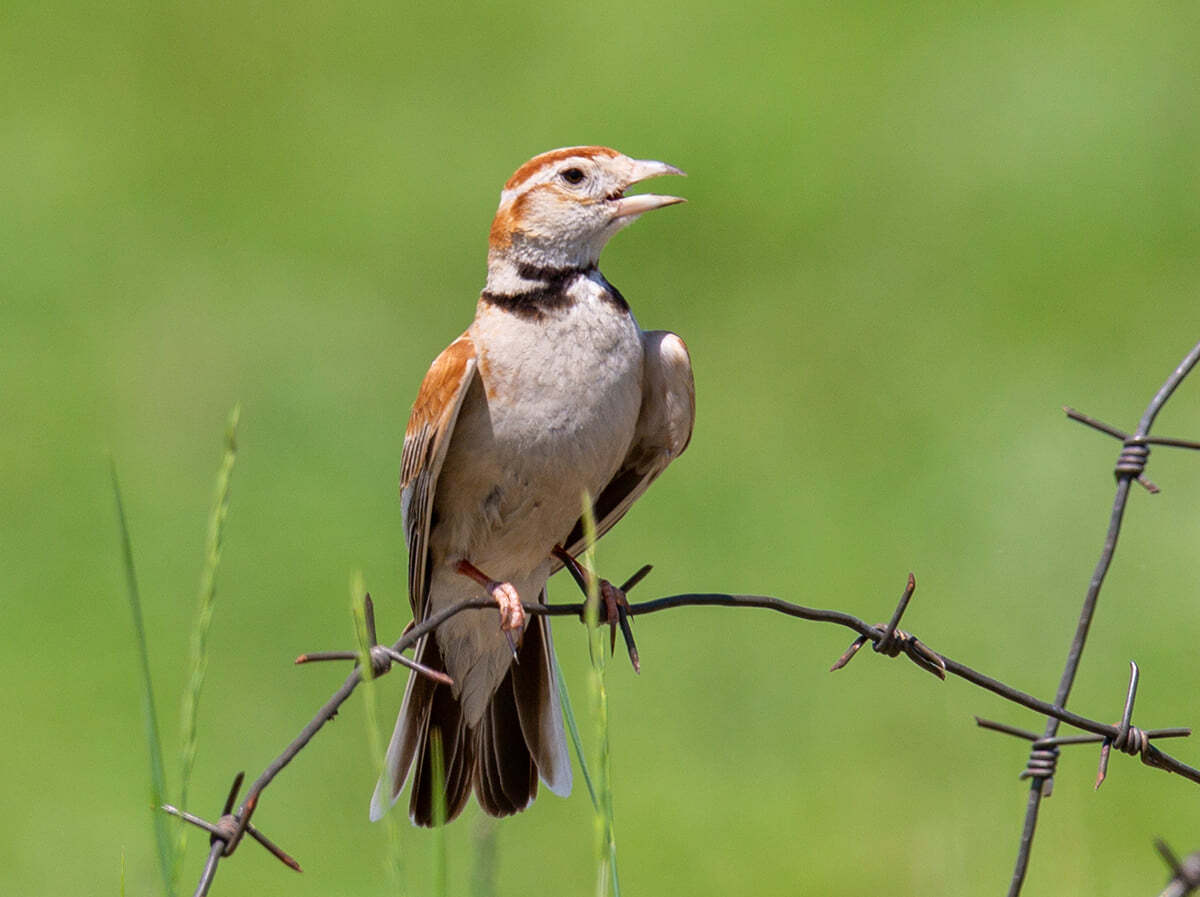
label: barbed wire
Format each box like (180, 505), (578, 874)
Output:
(163, 338), (1200, 896)
(998, 339), (1200, 896)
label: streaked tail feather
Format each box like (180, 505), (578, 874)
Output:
(512, 609), (572, 797)
(370, 598), (572, 825)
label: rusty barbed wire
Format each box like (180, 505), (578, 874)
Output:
(976, 662), (1192, 793)
(294, 594), (452, 685)
(1003, 339), (1200, 897)
(167, 585), (1200, 891)
(162, 772), (299, 897)
(164, 339), (1200, 896)
(828, 573), (946, 679)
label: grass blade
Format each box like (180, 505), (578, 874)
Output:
(430, 728), (448, 897)
(111, 461), (177, 897)
(580, 493), (621, 897)
(176, 404), (240, 879)
(350, 573), (406, 894)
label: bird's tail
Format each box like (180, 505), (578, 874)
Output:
(370, 599), (572, 825)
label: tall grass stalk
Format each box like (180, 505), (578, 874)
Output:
(580, 495), (621, 897)
(556, 664), (599, 810)
(430, 728), (448, 897)
(350, 573), (406, 894)
(176, 403), (240, 881)
(111, 461), (177, 897)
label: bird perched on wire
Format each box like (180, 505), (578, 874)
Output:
(371, 146), (695, 825)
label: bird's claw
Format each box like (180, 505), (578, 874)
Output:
(489, 580), (525, 632)
(599, 579), (623, 641)
(599, 579), (640, 673)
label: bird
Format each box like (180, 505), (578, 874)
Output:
(370, 146), (695, 826)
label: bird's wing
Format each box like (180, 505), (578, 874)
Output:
(556, 330), (695, 564)
(400, 333), (478, 621)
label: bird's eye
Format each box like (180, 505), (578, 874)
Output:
(559, 167), (585, 185)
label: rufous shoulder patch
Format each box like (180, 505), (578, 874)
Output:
(406, 334), (475, 440)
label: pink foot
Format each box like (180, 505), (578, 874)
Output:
(489, 580), (525, 631)
(454, 559), (525, 631)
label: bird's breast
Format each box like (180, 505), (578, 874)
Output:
(433, 281), (643, 576)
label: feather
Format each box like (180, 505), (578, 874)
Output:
(513, 603), (572, 796)
(557, 329), (695, 562)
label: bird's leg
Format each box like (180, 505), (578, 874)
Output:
(453, 559), (524, 658)
(551, 546), (640, 672)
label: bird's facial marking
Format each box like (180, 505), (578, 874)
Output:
(504, 146), (619, 191)
(489, 190), (530, 248)
(492, 174), (609, 244)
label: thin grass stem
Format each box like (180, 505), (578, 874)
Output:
(581, 494), (620, 897)
(111, 461), (178, 897)
(430, 727), (448, 897)
(177, 404), (239, 882)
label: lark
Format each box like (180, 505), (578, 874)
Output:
(372, 147), (694, 825)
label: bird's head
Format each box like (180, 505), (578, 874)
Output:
(488, 146), (685, 270)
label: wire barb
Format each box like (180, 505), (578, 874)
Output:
(294, 594), (454, 686)
(552, 546), (646, 672)
(829, 574), (946, 680)
(1096, 660), (1151, 789)
(1061, 404), (1200, 494)
(162, 771), (302, 890)
(974, 718), (1061, 792)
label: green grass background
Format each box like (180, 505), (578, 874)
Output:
(4, 1), (1200, 894)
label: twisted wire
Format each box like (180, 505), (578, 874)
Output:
(1019, 743), (1060, 784)
(1115, 439), (1150, 479)
(1112, 723), (1150, 757)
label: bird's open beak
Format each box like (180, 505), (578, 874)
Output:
(610, 159), (687, 219)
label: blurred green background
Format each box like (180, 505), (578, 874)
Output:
(4, 0), (1200, 894)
